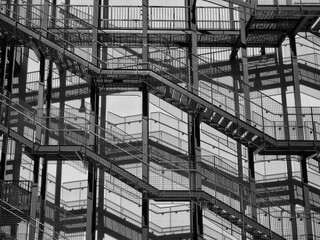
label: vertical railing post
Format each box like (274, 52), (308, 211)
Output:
(267, 190), (272, 239)
(311, 107), (317, 142)
(240, 181), (245, 238)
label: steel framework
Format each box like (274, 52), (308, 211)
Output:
(0, 0), (320, 239)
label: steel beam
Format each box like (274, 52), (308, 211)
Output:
(0, 44), (10, 181)
(38, 59), (53, 240)
(98, 94), (107, 240)
(29, 52), (46, 240)
(53, 69), (66, 239)
(185, 0), (203, 239)
(141, 83), (149, 240)
(290, 36), (304, 140)
(277, 45), (298, 240)
(240, 5), (258, 228)
(231, 60), (246, 240)
(86, 1), (101, 238)
(301, 155), (313, 240)
(0, 42), (6, 90)
(97, 3), (108, 238)
(12, 45), (29, 182)
(289, 37), (313, 238)
(142, 1), (150, 239)
(86, 81), (99, 240)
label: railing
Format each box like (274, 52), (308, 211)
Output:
(63, 180), (191, 236)
(0, 89), (304, 238)
(63, 178), (236, 239)
(1, 92), (191, 193)
(85, 108), (300, 238)
(0, 179), (85, 240)
(55, 4), (240, 31)
(1, 0), (317, 182)
(0, 85), (303, 238)
(4, 0), (320, 145)
(106, 110), (248, 177)
(257, 0), (320, 5)
(1, 2), (320, 238)
(147, 53), (320, 143)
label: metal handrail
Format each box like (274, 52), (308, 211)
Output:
(6, 0), (320, 144)
(0, 88), (296, 236)
(0, 180), (77, 240)
(0, 2), (317, 237)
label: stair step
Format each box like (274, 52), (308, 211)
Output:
(218, 118), (230, 128)
(171, 90), (182, 102)
(253, 137), (263, 146)
(226, 122), (237, 133)
(235, 128), (246, 137)
(210, 113), (222, 124)
(311, 17), (320, 32)
(164, 97), (178, 103)
(188, 99), (198, 111)
(154, 86), (166, 96)
(202, 108), (213, 121)
(244, 131), (255, 141)
(179, 94), (189, 106)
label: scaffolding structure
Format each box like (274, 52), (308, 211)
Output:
(1, 0), (320, 239)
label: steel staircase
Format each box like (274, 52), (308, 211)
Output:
(0, 180), (75, 240)
(1, 179), (193, 240)
(2, 0), (320, 157)
(0, 83), (289, 239)
(0, 1), (319, 239)
(108, 111), (320, 212)
(9, 104), (298, 214)
(0, 178), (236, 240)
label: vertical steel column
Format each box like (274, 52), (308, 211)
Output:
(301, 155), (313, 240)
(0, 43), (6, 88)
(248, 149), (257, 221)
(290, 36), (313, 239)
(188, 115), (203, 240)
(86, 1), (100, 239)
(239, 6), (257, 223)
(289, 36), (304, 139)
(277, 46), (298, 239)
(53, 1), (64, 238)
(12, 45), (29, 183)
(97, 94), (106, 240)
(142, 83), (149, 240)
(86, 164), (97, 240)
(185, 0), (203, 239)
(53, 69), (66, 239)
(239, 7), (250, 121)
(86, 81), (98, 240)
(231, 60), (246, 240)
(0, 45), (12, 181)
(29, 52), (46, 240)
(0, 44), (14, 239)
(141, 1), (149, 240)
(39, 59), (53, 240)
(0, 44), (6, 152)
(37, 2), (51, 238)
(97, 2), (108, 238)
